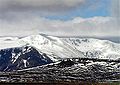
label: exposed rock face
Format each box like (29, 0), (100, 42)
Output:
(0, 46), (53, 71)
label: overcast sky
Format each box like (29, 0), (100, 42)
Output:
(0, 0), (119, 37)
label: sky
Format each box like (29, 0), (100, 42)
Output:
(0, 0), (120, 37)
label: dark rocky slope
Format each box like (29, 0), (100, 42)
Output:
(0, 46), (53, 71)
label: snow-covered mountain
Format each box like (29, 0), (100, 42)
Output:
(63, 38), (120, 60)
(19, 34), (120, 60)
(0, 34), (120, 61)
(0, 34), (120, 71)
(19, 34), (85, 61)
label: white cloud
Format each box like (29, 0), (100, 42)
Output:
(0, 15), (119, 37)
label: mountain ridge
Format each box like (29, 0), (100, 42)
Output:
(0, 34), (120, 71)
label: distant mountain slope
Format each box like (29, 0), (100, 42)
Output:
(63, 38), (120, 60)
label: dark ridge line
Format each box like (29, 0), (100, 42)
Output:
(60, 57), (120, 63)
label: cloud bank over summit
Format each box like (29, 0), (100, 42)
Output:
(0, 0), (119, 37)
(0, 16), (118, 37)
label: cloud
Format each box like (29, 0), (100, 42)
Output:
(111, 0), (120, 18)
(0, 0), (119, 37)
(111, 0), (120, 30)
(0, 15), (119, 37)
(0, 0), (85, 14)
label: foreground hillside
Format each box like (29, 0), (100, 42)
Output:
(0, 59), (119, 83)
